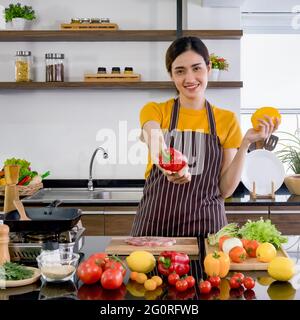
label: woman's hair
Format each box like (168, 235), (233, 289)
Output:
(165, 37), (210, 74)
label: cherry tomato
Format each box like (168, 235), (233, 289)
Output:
(101, 269), (123, 290)
(243, 277), (255, 290)
(244, 289), (256, 300)
(104, 259), (126, 277)
(199, 280), (212, 294)
(88, 252), (109, 268)
(208, 276), (221, 287)
(77, 260), (103, 285)
(168, 273), (180, 286)
(230, 286), (244, 299)
(175, 279), (189, 292)
(210, 287), (220, 299)
(229, 276), (242, 289)
(185, 276), (196, 288)
(232, 272), (245, 282)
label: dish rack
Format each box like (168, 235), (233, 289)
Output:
(250, 181), (275, 200)
(0, 182), (43, 197)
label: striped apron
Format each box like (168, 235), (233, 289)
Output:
(131, 98), (227, 237)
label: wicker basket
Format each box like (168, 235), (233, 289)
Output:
(0, 182), (43, 197)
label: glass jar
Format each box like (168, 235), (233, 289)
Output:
(45, 53), (65, 82)
(15, 51), (32, 82)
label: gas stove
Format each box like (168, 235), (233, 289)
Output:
(8, 226), (85, 263)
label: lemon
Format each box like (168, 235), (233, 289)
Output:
(251, 106), (281, 131)
(267, 281), (296, 300)
(126, 251), (156, 273)
(268, 257), (295, 281)
(256, 243), (277, 262)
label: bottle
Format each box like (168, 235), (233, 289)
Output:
(40, 242), (61, 264)
(15, 51), (32, 82)
(0, 222), (10, 265)
(45, 53), (65, 82)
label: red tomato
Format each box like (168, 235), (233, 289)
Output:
(101, 269), (123, 290)
(241, 239), (249, 248)
(77, 284), (103, 300)
(185, 276), (196, 288)
(88, 252), (109, 268)
(244, 240), (260, 258)
(99, 284), (127, 300)
(168, 273), (180, 286)
(229, 247), (247, 263)
(244, 289), (256, 300)
(208, 276), (221, 287)
(229, 276), (242, 289)
(77, 260), (103, 285)
(175, 279), (189, 292)
(230, 286), (244, 299)
(219, 235), (231, 251)
(104, 259), (126, 277)
(177, 287), (196, 300)
(199, 280), (212, 294)
(243, 277), (255, 290)
(232, 272), (245, 282)
(210, 287), (220, 299)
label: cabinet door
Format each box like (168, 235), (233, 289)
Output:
(78, 206), (105, 236)
(225, 206), (269, 227)
(104, 206), (137, 235)
(270, 206), (300, 235)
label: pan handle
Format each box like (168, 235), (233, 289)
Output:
(44, 200), (63, 216)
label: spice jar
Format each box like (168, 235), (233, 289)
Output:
(15, 51), (32, 82)
(124, 67), (133, 74)
(45, 53), (65, 82)
(97, 67), (107, 74)
(0, 222), (10, 265)
(40, 242), (60, 264)
(111, 67), (121, 74)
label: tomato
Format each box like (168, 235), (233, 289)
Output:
(185, 276), (196, 288)
(229, 246), (247, 263)
(208, 276), (221, 287)
(168, 273), (180, 286)
(219, 235), (231, 250)
(244, 289), (256, 300)
(77, 260), (103, 285)
(88, 252), (109, 267)
(176, 287), (196, 300)
(101, 269), (123, 290)
(175, 279), (189, 292)
(210, 287), (220, 299)
(243, 277), (255, 290)
(99, 284), (127, 300)
(77, 284), (103, 300)
(230, 286), (244, 299)
(199, 280), (212, 294)
(244, 240), (260, 258)
(232, 272), (245, 282)
(229, 276), (242, 289)
(104, 259), (126, 277)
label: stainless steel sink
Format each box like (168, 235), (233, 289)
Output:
(22, 188), (143, 203)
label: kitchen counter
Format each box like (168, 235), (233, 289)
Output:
(1, 235), (300, 301)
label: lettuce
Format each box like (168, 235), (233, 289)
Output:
(4, 158), (31, 181)
(238, 217), (288, 249)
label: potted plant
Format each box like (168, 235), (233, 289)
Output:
(5, 3), (36, 30)
(209, 53), (229, 81)
(276, 131), (300, 195)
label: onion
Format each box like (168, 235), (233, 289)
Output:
(222, 238), (243, 254)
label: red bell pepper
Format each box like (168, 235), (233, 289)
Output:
(157, 251), (190, 276)
(17, 175), (31, 186)
(158, 148), (187, 172)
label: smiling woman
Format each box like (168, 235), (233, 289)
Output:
(130, 36), (279, 238)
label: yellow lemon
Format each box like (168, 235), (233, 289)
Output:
(251, 106), (281, 131)
(267, 281), (296, 300)
(126, 251), (156, 273)
(256, 243), (277, 263)
(268, 257), (295, 281)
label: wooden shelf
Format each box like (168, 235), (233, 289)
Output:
(0, 81), (243, 90)
(0, 30), (243, 42)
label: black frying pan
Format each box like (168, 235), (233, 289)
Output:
(4, 201), (82, 233)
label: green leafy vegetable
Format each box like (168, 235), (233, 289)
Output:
(207, 223), (239, 246)
(238, 217), (288, 249)
(0, 262), (34, 281)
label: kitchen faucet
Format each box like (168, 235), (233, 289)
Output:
(88, 147), (108, 191)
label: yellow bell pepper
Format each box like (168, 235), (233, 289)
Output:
(204, 251), (230, 278)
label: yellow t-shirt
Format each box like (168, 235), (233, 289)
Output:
(140, 98), (242, 178)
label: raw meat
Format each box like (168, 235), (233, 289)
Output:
(125, 237), (176, 247)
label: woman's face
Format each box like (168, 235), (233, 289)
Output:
(170, 50), (210, 100)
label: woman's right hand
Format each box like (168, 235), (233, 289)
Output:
(157, 163), (191, 184)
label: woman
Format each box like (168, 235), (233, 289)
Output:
(131, 36), (279, 237)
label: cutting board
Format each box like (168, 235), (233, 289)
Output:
(105, 237), (199, 256)
(205, 239), (289, 271)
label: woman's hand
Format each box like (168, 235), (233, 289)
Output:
(242, 115), (280, 147)
(156, 162), (191, 184)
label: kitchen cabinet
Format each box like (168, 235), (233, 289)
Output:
(225, 206), (269, 226)
(269, 206), (300, 235)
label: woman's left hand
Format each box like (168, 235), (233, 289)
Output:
(242, 115), (280, 147)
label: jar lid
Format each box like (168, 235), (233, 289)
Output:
(16, 51), (31, 56)
(45, 53), (65, 59)
(100, 18), (110, 23)
(42, 241), (59, 251)
(124, 67), (133, 71)
(97, 67), (107, 73)
(112, 67), (121, 72)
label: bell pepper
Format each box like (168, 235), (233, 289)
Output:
(17, 175), (31, 186)
(158, 148), (187, 172)
(204, 251), (230, 278)
(157, 251), (190, 276)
